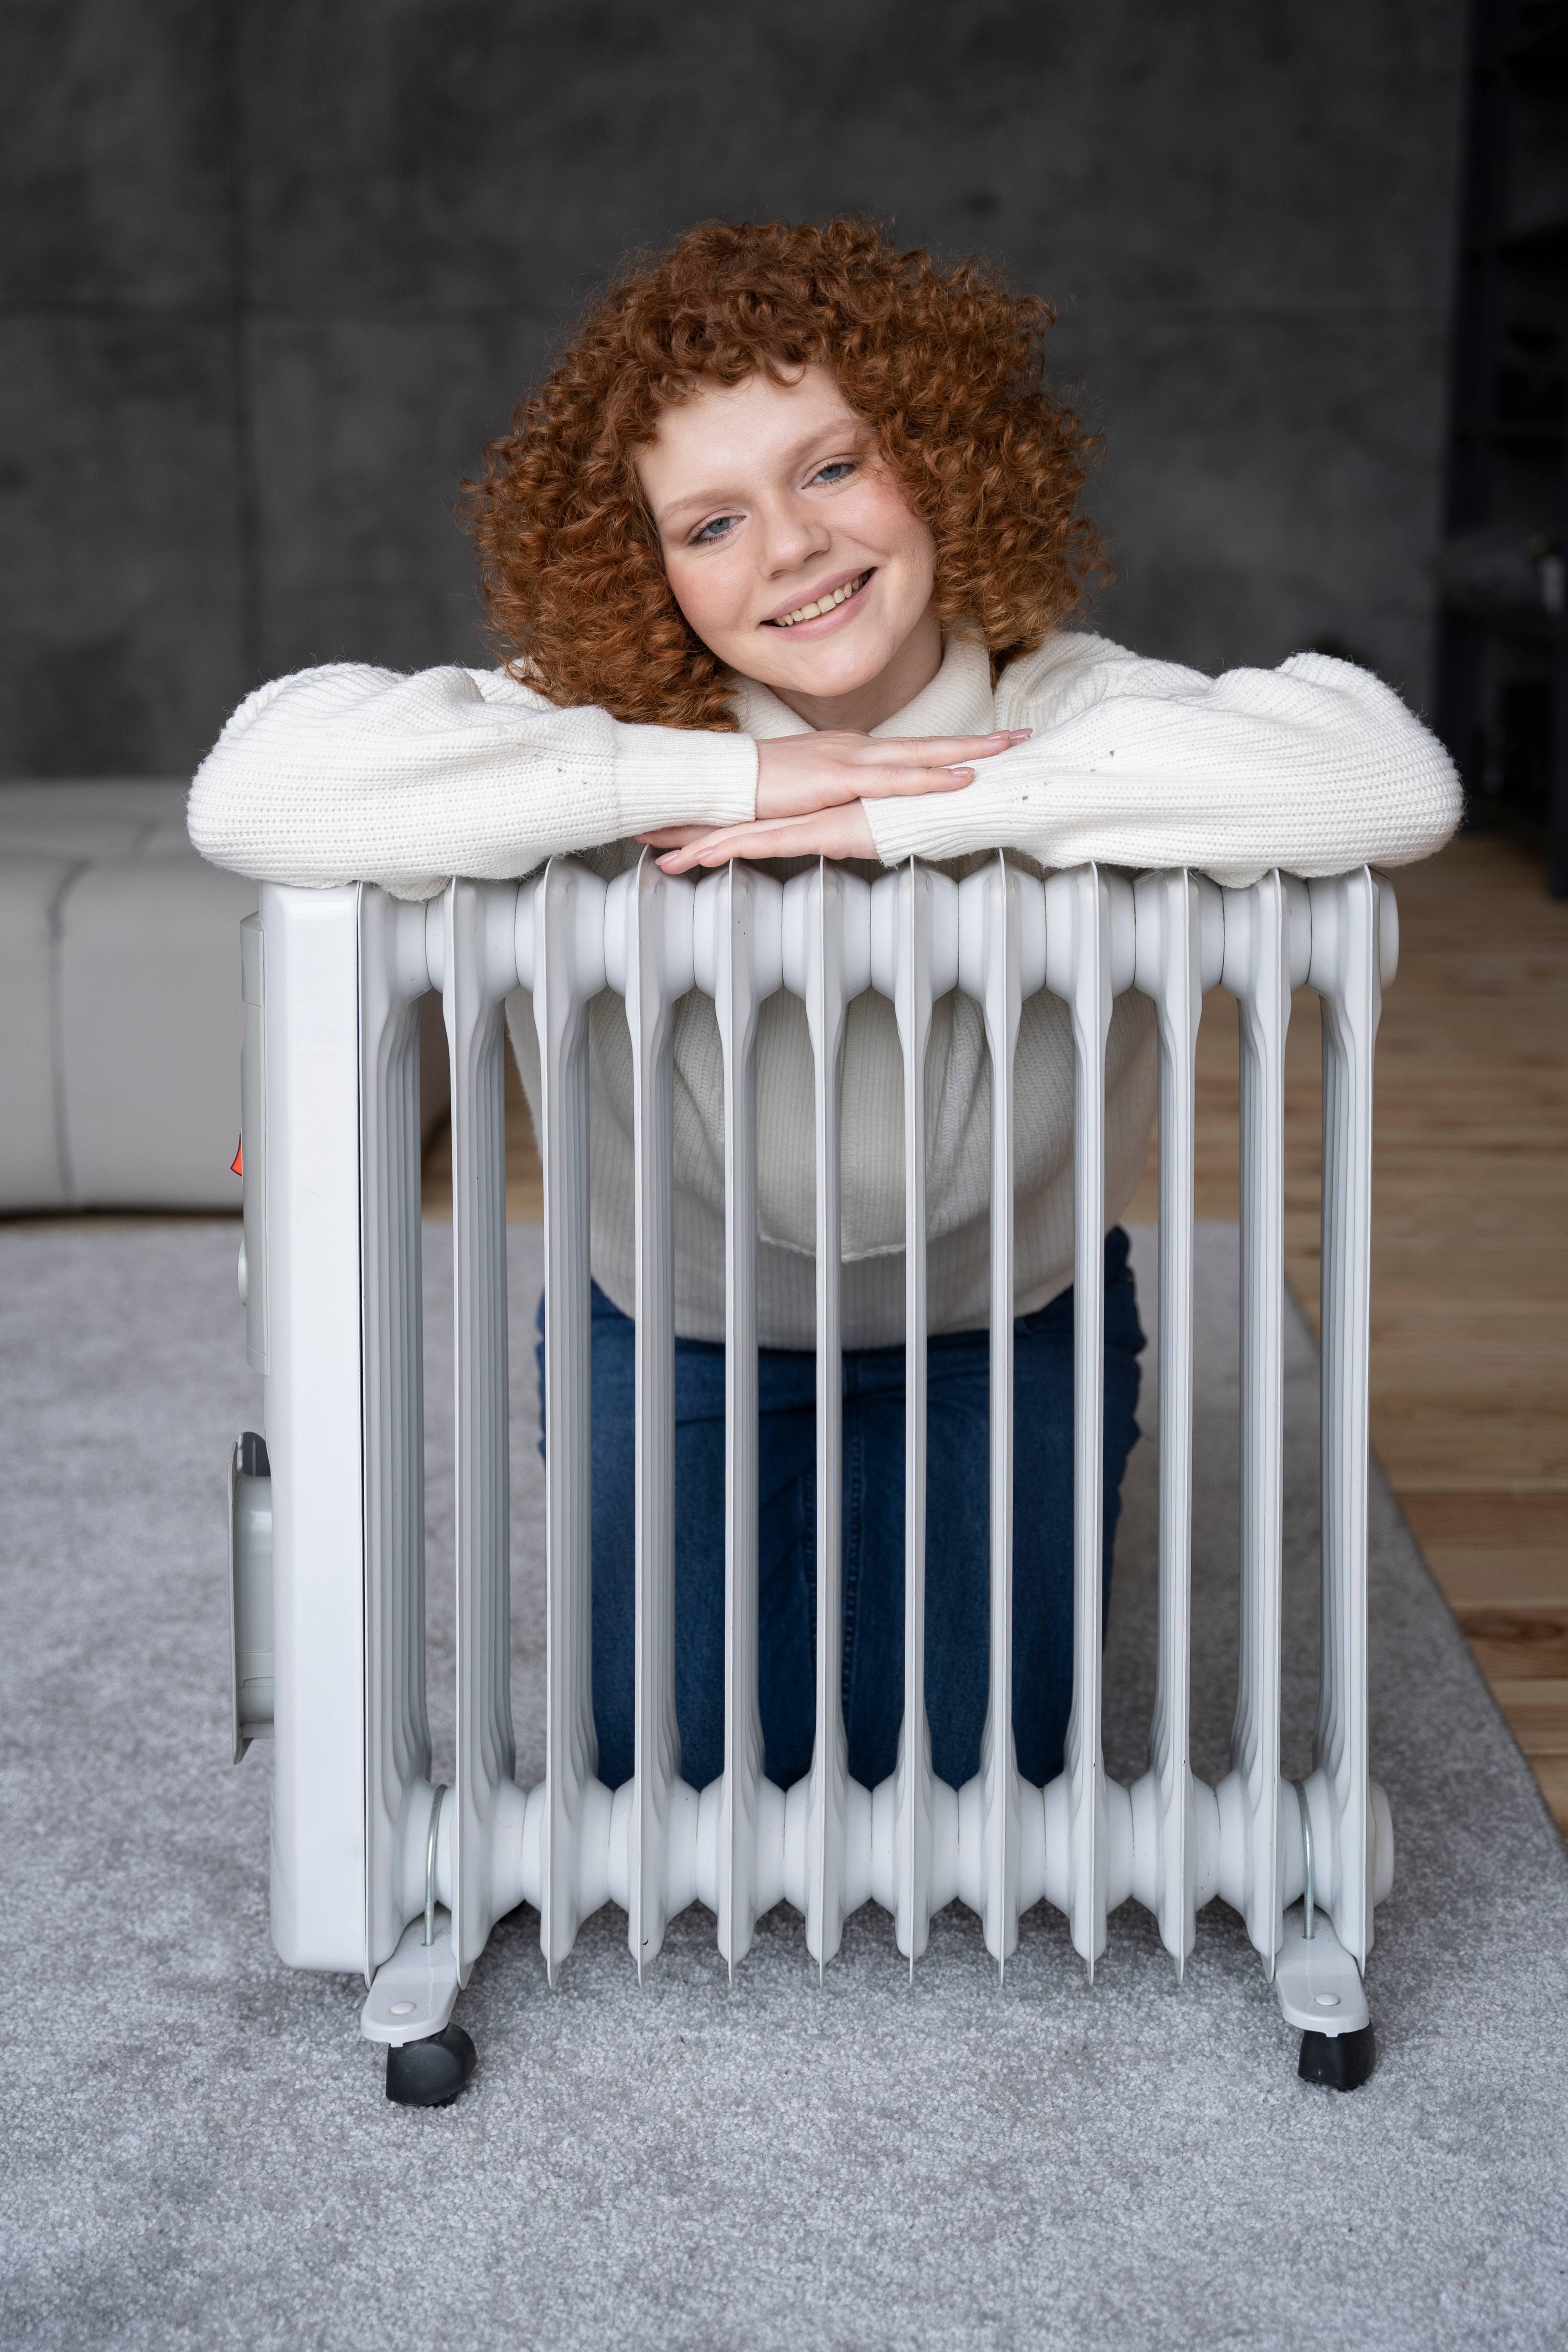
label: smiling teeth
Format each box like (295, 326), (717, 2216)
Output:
(773, 572), (868, 626)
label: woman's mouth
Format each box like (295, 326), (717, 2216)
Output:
(764, 569), (873, 628)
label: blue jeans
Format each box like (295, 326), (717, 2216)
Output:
(536, 1228), (1143, 1795)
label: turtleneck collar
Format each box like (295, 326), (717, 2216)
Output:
(724, 631), (996, 743)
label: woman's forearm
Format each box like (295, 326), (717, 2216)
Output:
(186, 661), (758, 897)
(862, 647), (1463, 883)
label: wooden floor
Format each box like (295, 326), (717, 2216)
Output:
(427, 832), (1568, 1831)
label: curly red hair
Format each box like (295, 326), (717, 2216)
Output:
(461, 217), (1107, 729)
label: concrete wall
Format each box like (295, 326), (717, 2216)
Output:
(1, 0), (1468, 779)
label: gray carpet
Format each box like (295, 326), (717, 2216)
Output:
(2, 1220), (1565, 2352)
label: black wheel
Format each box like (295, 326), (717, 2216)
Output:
(385, 2023), (477, 2107)
(1298, 2021), (1376, 2091)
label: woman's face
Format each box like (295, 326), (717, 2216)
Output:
(636, 363), (940, 725)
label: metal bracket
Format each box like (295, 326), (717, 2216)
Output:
(361, 1914), (461, 2047)
(1275, 1908), (1370, 2036)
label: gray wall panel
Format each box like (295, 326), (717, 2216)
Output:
(248, 316), (556, 677)
(0, 0), (1468, 776)
(240, 2), (1462, 316)
(1071, 309), (1457, 687)
(0, 315), (245, 775)
(0, 0), (234, 308)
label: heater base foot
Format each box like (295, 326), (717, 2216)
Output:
(385, 2023), (476, 2107)
(1298, 2021), (1376, 2092)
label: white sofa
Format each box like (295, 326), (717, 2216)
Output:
(0, 781), (448, 1214)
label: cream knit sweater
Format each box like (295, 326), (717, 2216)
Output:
(189, 629), (1461, 1346)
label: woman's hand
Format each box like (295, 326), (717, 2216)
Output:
(641, 803), (879, 870)
(638, 724), (1028, 873)
(754, 727), (1028, 820)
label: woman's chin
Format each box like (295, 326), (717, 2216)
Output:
(748, 636), (894, 704)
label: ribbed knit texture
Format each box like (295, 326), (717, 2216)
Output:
(187, 660), (759, 900)
(864, 632), (1462, 885)
(190, 630), (1461, 1344)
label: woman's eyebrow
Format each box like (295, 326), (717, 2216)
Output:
(653, 482), (746, 532)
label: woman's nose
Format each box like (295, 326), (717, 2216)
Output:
(759, 499), (831, 577)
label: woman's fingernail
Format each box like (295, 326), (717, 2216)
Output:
(1010, 728), (1032, 739)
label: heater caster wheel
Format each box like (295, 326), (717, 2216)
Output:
(1298, 2021), (1375, 2092)
(385, 2024), (477, 2108)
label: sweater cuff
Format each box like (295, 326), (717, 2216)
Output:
(861, 768), (1031, 866)
(612, 724), (758, 837)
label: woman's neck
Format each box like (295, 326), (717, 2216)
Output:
(761, 604), (944, 734)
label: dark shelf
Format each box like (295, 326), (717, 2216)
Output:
(1465, 218), (1568, 267)
(1456, 416), (1565, 447)
(1440, 596), (1568, 648)
(1499, 9), (1568, 84)
(1496, 217), (1568, 265)
(1439, 2), (1568, 895)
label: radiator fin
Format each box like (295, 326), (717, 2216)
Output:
(445, 882), (519, 1986)
(1311, 869), (1383, 1969)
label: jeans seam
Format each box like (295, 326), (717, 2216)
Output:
(840, 1409), (862, 1720)
(802, 1456), (817, 1686)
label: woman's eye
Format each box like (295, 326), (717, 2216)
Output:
(812, 460), (857, 487)
(691, 514), (739, 545)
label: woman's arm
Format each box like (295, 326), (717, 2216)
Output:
(863, 640), (1463, 881)
(186, 661), (760, 898)
(653, 639), (1463, 883)
(186, 662), (1015, 898)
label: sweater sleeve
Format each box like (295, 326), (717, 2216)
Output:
(861, 641), (1462, 884)
(186, 661), (759, 898)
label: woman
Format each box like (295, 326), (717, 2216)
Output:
(189, 218), (1459, 1803)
